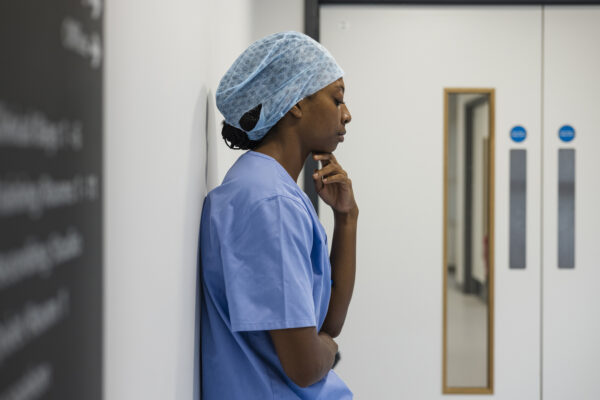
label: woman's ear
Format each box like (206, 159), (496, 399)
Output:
(288, 102), (303, 119)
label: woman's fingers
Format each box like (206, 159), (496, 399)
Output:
(313, 153), (335, 170)
(320, 173), (350, 184)
(313, 163), (346, 180)
(313, 168), (325, 191)
(313, 152), (337, 163)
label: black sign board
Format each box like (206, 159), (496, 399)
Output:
(0, 0), (103, 399)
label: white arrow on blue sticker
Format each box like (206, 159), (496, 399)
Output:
(510, 125), (527, 143)
(559, 125), (575, 142)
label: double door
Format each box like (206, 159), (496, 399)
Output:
(318, 5), (600, 399)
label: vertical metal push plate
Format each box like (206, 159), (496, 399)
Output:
(558, 149), (575, 269)
(510, 149), (527, 269)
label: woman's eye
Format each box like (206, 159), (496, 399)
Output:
(335, 98), (344, 106)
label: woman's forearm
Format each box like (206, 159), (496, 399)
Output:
(320, 205), (358, 338)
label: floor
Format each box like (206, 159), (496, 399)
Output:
(446, 273), (489, 387)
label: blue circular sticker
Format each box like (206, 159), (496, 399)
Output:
(510, 126), (527, 143)
(559, 125), (575, 142)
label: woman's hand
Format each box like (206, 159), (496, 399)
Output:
(312, 152), (358, 216)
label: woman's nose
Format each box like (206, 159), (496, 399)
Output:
(342, 104), (352, 124)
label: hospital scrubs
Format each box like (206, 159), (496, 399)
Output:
(199, 150), (353, 399)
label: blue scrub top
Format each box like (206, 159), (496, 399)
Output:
(199, 150), (353, 399)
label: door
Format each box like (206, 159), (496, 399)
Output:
(542, 6), (600, 400)
(320, 5), (542, 399)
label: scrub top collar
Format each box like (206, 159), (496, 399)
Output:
(247, 150), (301, 188)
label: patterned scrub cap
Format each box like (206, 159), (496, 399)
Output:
(216, 31), (344, 141)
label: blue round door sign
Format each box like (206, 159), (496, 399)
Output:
(559, 125), (575, 142)
(510, 126), (527, 143)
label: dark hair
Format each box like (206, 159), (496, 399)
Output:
(221, 122), (264, 150)
(221, 103), (265, 150)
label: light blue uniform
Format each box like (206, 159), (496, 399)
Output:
(199, 150), (353, 399)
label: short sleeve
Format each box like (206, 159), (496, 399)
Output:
(224, 195), (316, 332)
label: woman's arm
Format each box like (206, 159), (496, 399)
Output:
(269, 327), (338, 387)
(320, 205), (358, 338)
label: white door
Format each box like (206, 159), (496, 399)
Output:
(542, 6), (600, 400)
(320, 5), (542, 399)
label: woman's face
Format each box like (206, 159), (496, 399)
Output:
(299, 78), (352, 153)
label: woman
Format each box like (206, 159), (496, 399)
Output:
(200, 31), (357, 399)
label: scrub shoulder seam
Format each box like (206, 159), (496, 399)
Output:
(247, 194), (311, 218)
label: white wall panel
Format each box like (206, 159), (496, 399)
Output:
(104, 0), (253, 398)
(542, 6), (600, 400)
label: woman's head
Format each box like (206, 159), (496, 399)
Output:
(284, 77), (351, 154)
(216, 31), (350, 151)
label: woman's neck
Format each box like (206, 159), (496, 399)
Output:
(252, 127), (309, 183)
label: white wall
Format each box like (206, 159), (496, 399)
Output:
(447, 95), (458, 270)
(471, 101), (488, 284)
(449, 93), (487, 286)
(104, 1), (303, 399)
(104, 1), (249, 399)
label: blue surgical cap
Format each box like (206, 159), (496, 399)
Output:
(216, 31), (344, 141)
